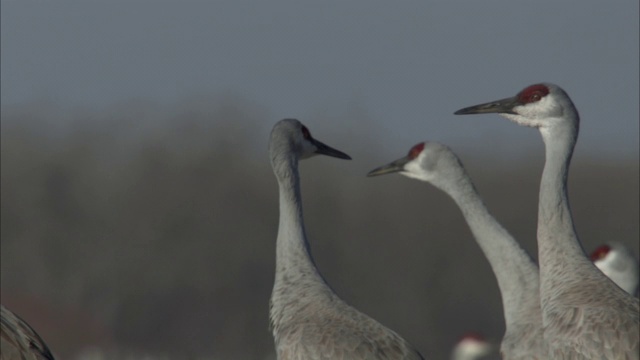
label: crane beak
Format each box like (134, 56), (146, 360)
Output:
(367, 156), (410, 177)
(312, 139), (352, 160)
(454, 96), (521, 115)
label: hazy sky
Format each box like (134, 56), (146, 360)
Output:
(2, 1), (638, 159)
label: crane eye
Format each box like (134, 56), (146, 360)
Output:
(517, 84), (549, 104)
(590, 245), (611, 261)
(408, 142), (425, 159)
(301, 126), (312, 140)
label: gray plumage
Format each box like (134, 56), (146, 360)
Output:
(269, 119), (424, 360)
(455, 83), (640, 359)
(368, 142), (546, 359)
(1, 305), (54, 360)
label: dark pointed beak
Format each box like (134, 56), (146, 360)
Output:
(454, 96), (521, 115)
(367, 156), (410, 177)
(312, 139), (352, 160)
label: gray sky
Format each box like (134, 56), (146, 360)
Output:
(2, 0), (638, 159)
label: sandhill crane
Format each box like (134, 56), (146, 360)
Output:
(268, 119), (424, 360)
(1, 304), (55, 360)
(455, 83), (640, 358)
(450, 332), (494, 360)
(591, 243), (639, 296)
(368, 141), (545, 358)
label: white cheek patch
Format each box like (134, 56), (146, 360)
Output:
(402, 171), (424, 181)
(404, 160), (422, 174)
(513, 95), (562, 124)
(299, 140), (317, 159)
(595, 252), (617, 271)
(402, 154), (431, 182)
(500, 112), (539, 128)
(456, 340), (492, 358)
(502, 97), (558, 129)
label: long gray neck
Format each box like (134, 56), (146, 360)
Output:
(269, 152), (335, 334)
(438, 173), (540, 328)
(273, 155), (327, 287)
(537, 120), (596, 304)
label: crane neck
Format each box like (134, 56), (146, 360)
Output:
(537, 117), (595, 299)
(437, 171), (540, 328)
(273, 155), (327, 286)
(269, 152), (336, 335)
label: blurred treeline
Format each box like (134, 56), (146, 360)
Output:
(1, 97), (638, 359)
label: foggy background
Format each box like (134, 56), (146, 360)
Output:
(1, 1), (638, 359)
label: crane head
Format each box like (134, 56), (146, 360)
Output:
(366, 142), (425, 177)
(590, 243), (639, 295)
(270, 119), (351, 162)
(367, 141), (467, 186)
(299, 124), (351, 160)
(452, 332), (493, 360)
(454, 83), (577, 130)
